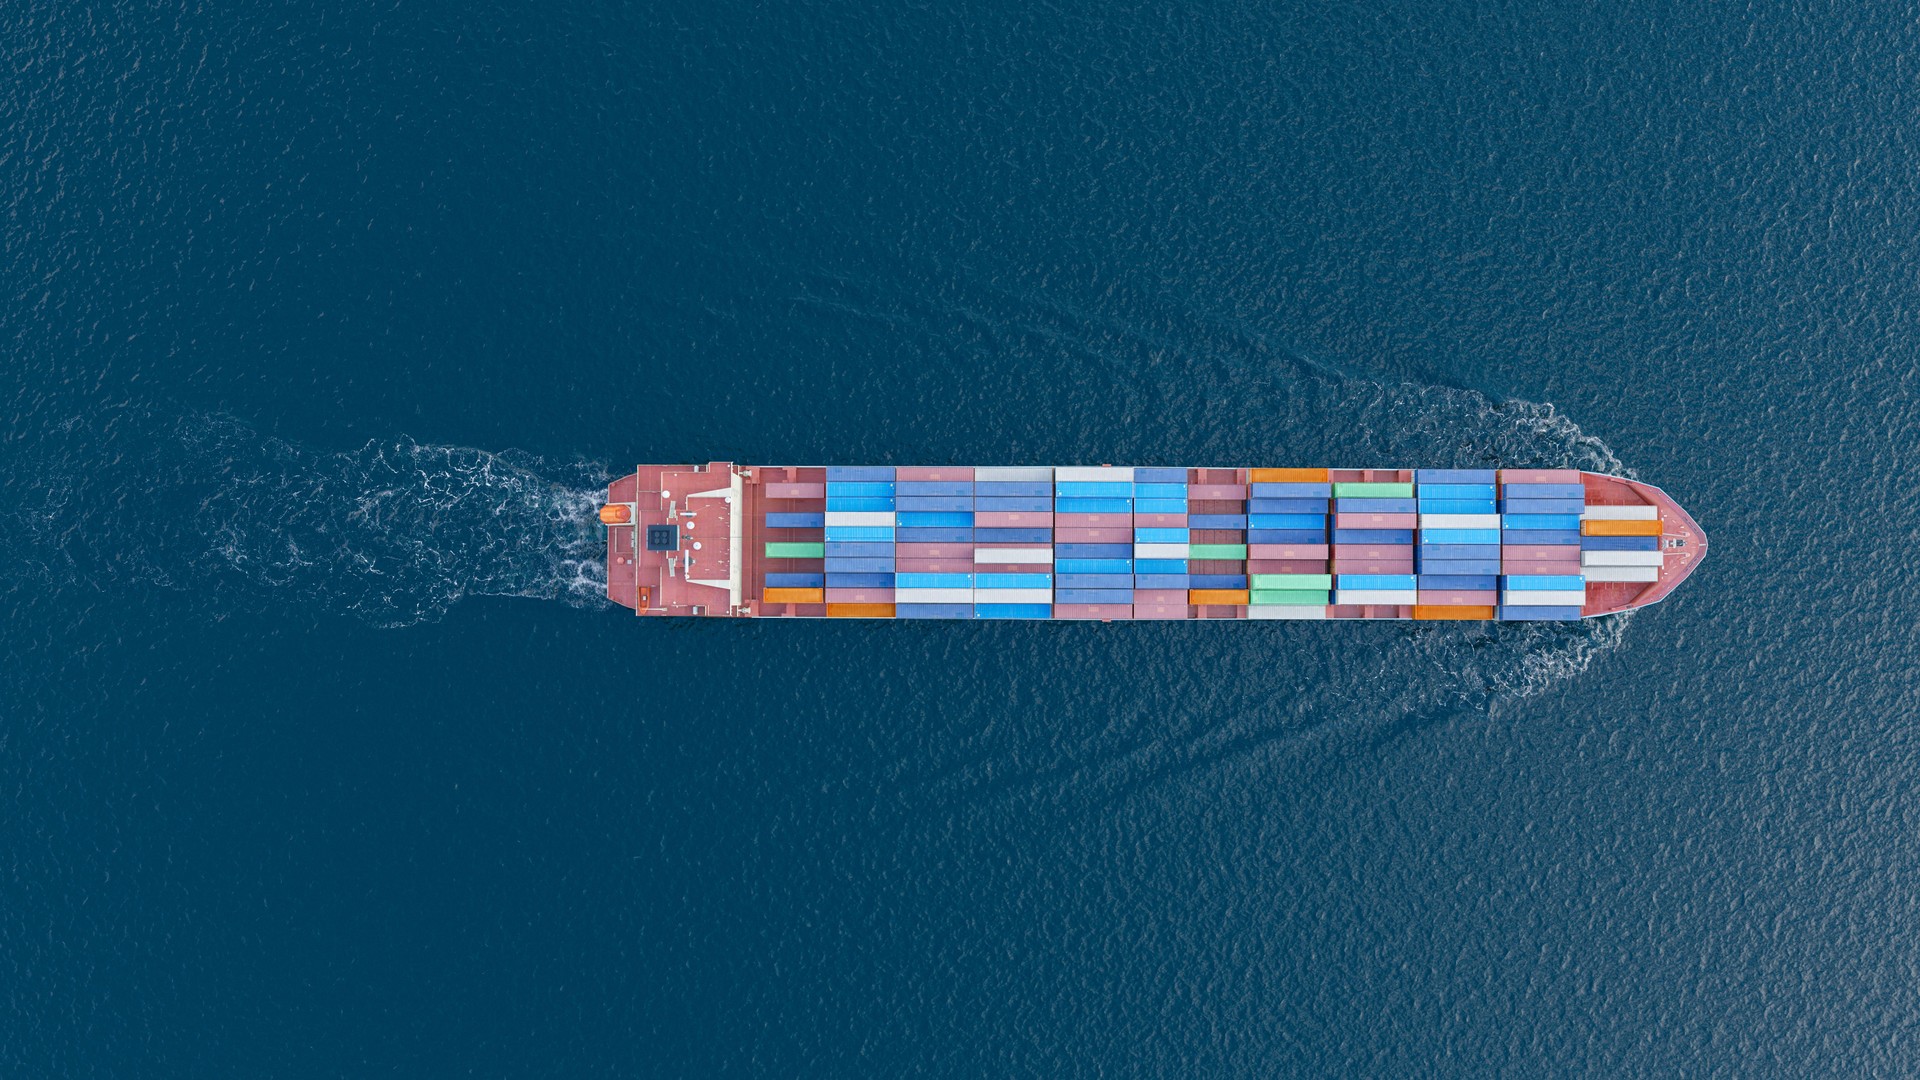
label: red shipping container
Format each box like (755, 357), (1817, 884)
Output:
(1132, 513), (1188, 527)
(1498, 469), (1582, 484)
(765, 482), (826, 499)
(895, 543), (976, 559)
(895, 559), (975, 573)
(974, 510), (1052, 527)
(1055, 527), (1133, 542)
(825, 588), (895, 603)
(1055, 512), (1129, 527)
(1414, 590), (1498, 606)
(1052, 603), (1134, 620)
(1248, 558), (1334, 574)
(1248, 543), (1330, 561)
(1334, 512), (1416, 529)
(1188, 484), (1249, 500)
(895, 466), (974, 482)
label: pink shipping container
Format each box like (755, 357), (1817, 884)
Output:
(1501, 563), (1582, 575)
(895, 559), (975, 573)
(1189, 484), (1249, 500)
(826, 588), (895, 603)
(1498, 469), (1582, 484)
(1500, 545), (1582, 563)
(1332, 544), (1413, 560)
(1415, 590), (1498, 606)
(1335, 512), (1417, 529)
(1055, 527), (1133, 542)
(1133, 605), (1194, 620)
(896, 543), (976, 559)
(1053, 604), (1134, 620)
(1249, 543), (1330, 561)
(1132, 513), (1189, 527)
(895, 466), (975, 481)
(765, 482), (826, 499)
(1249, 558), (1335, 574)
(974, 542), (1052, 552)
(974, 511), (1052, 527)
(1055, 512), (1130, 527)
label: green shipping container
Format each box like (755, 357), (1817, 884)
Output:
(1330, 482), (1415, 498)
(1250, 590), (1332, 606)
(1250, 573), (1334, 590)
(764, 541), (826, 559)
(1187, 543), (1249, 560)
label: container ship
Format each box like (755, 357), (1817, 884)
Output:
(599, 466), (1704, 621)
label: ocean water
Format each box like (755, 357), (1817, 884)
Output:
(4, 0), (1919, 1075)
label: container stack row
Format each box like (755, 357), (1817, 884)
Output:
(893, 465), (978, 618)
(1132, 467), (1194, 619)
(1247, 468), (1333, 619)
(1496, 469), (1586, 620)
(823, 466), (900, 617)
(1410, 469), (1499, 619)
(1329, 476), (1417, 617)
(1579, 502), (1665, 581)
(973, 466), (1056, 618)
(1051, 466), (1135, 619)
(1185, 470), (1251, 617)
(760, 467), (830, 612)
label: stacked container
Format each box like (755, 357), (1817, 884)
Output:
(1580, 503), (1666, 582)
(973, 466), (1056, 618)
(1130, 467), (1192, 619)
(1410, 469), (1498, 620)
(1331, 474), (1416, 614)
(1497, 469), (1585, 620)
(822, 466), (898, 617)
(893, 466), (976, 619)
(1054, 467), (1135, 619)
(760, 467), (830, 613)
(1247, 467), (1332, 619)
(1182, 469), (1250, 617)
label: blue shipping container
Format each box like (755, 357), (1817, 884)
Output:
(825, 466), (896, 482)
(1055, 589), (1134, 605)
(1416, 559), (1503, 577)
(1249, 513), (1329, 529)
(1187, 514), (1248, 529)
(1581, 535), (1661, 551)
(1499, 531), (1581, 547)
(1248, 498), (1332, 513)
(765, 512), (825, 529)
(823, 526), (896, 542)
(1497, 605), (1583, 621)
(896, 603), (975, 619)
(1188, 574), (1248, 589)
(765, 573), (826, 588)
(1057, 559), (1134, 575)
(823, 557), (896, 573)
(896, 511), (975, 528)
(1056, 574), (1134, 589)
(1417, 483), (1498, 500)
(824, 541), (894, 557)
(1133, 527), (1191, 543)
(824, 497), (897, 512)
(973, 604), (1053, 619)
(896, 481), (974, 496)
(1337, 574), (1418, 591)
(823, 480), (896, 495)
(1414, 469), (1498, 483)
(1132, 574), (1190, 589)
(1417, 543), (1502, 560)
(974, 481), (1053, 497)
(1055, 498), (1133, 514)
(1247, 529), (1329, 544)
(1500, 482), (1584, 499)
(1502, 514), (1581, 531)
(1133, 559), (1188, 574)
(895, 496), (974, 512)
(1133, 483), (1189, 499)
(1132, 467), (1189, 483)
(824, 572), (895, 588)
(1502, 575), (1586, 591)
(974, 496), (1053, 512)
(1416, 499), (1499, 514)
(1417, 574), (1498, 591)
(1056, 543), (1132, 559)
(1498, 496), (1585, 514)
(976, 573), (1051, 589)
(1419, 528), (1501, 545)
(1055, 481), (1136, 498)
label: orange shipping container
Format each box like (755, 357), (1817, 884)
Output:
(763, 587), (825, 604)
(1188, 589), (1251, 605)
(826, 603), (895, 618)
(1413, 605), (1496, 621)
(1581, 519), (1663, 536)
(1250, 468), (1329, 482)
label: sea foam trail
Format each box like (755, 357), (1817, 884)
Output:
(1, 409), (609, 628)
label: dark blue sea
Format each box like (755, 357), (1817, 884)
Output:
(5, 0), (1917, 1075)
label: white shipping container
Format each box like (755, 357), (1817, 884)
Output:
(1501, 589), (1587, 606)
(968, 588), (1053, 604)
(823, 511), (896, 526)
(894, 588), (976, 604)
(1580, 550), (1666, 567)
(1053, 466), (1136, 482)
(974, 547), (1053, 564)
(1419, 513), (1502, 529)
(974, 466), (1054, 482)
(1580, 504), (1660, 520)
(1332, 590), (1419, 605)
(1133, 543), (1191, 559)
(1579, 565), (1661, 582)
(1249, 604), (1329, 620)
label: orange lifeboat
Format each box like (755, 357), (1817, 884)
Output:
(598, 504), (633, 525)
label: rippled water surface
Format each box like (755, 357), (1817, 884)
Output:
(5, 0), (1919, 1075)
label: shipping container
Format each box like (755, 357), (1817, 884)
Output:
(1499, 482), (1584, 499)
(1056, 559), (1134, 574)
(1251, 573), (1334, 590)
(1331, 482), (1415, 498)
(762, 587), (825, 604)
(1187, 514), (1249, 529)
(765, 512), (826, 529)
(896, 511), (974, 528)
(1055, 527), (1133, 542)
(1188, 574), (1248, 589)
(1496, 605), (1583, 620)
(894, 588), (977, 604)
(1248, 605), (1329, 620)
(1133, 468), (1190, 483)
(824, 572), (895, 588)
(972, 547), (1053, 563)
(1054, 481), (1135, 498)
(764, 541), (827, 559)
(1420, 528), (1501, 545)
(974, 511), (1051, 527)
(895, 496), (974, 512)
(824, 588), (895, 603)
(766, 572), (827, 588)
(1580, 504), (1659, 520)
(1582, 518), (1664, 537)
(826, 603), (895, 618)
(1133, 574), (1190, 590)
(973, 604), (1053, 619)
(765, 482), (827, 499)
(1132, 512), (1189, 527)
(1497, 469), (1582, 484)
(1501, 574), (1586, 591)
(1250, 468), (1329, 482)
(974, 482), (1053, 497)
(823, 480), (896, 496)
(1501, 513), (1582, 532)
(824, 497), (897, 512)
(1334, 512), (1417, 529)
(895, 527), (973, 543)
(974, 496), (1053, 511)
(977, 527), (1057, 543)
(1414, 590), (1498, 606)
(1334, 497), (1418, 513)
(825, 466), (896, 482)
(1412, 605), (1495, 620)
(1247, 529), (1330, 544)
(973, 467), (1054, 483)
(1188, 484), (1250, 500)
(896, 603), (976, 619)
(896, 481), (975, 497)
(1052, 603), (1134, 620)
(1054, 466), (1135, 482)
(1248, 498), (1331, 513)
(1189, 589), (1252, 605)
(1338, 574), (1418, 590)
(1416, 559), (1503, 576)
(1250, 482), (1333, 498)
(1056, 498), (1134, 515)
(1056, 543), (1131, 558)
(1497, 496), (1586, 514)
(1417, 574), (1498, 590)
(1581, 535), (1661, 551)
(1413, 469), (1498, 483)
(1250, 589), (1331, 606)
(1187, 543), (1250, 560)
(823, 557), (896, 573)
(1333, 589), (1419, 605)
(823, 525), (897, 543)
(1134, 483), (1190, 499)
(1580, 550), (1666, 567)
(1498, 531), (1582, 546)
(1057, 590), (1135, 605)
(1579, 565), (1661, 582)
(971, 588), (1054, 603)
(1332, 529), (1417, 544)
(1416, 499), (1500, 515)
(1057, 573), (1134, 589)
(1134, 500), (1189, 515)
(1417, 513), (1501, 529)
(1248, 544), (1330, 560)
(895, 466), (975, 482)
(1416, 483), (1498, 500)
(1500, 589), (1587, 606)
